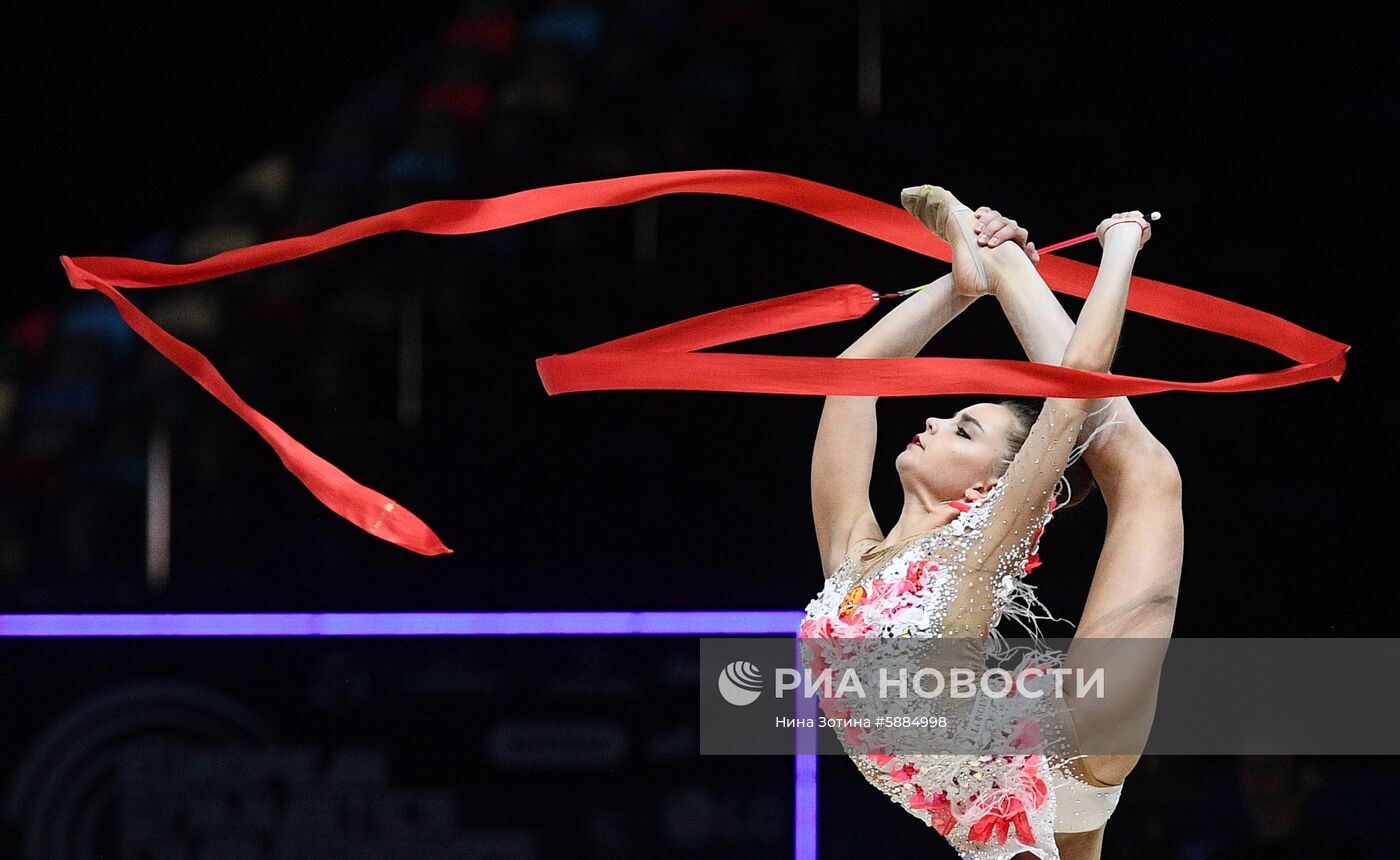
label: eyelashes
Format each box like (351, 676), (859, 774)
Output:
(957, 426), (971, 440)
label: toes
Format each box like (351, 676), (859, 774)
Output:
(899, 185), (965, 240)
(900, 186), (937, 223)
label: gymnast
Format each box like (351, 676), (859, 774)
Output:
(802, 185), (1183, 859)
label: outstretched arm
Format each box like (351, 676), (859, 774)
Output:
(962, 216), (1150, 574)
(835, 273), (976, 360)
(1059, 220), (1144, 369)
(974, 207), (1174, 470)
(812, 273), (977, 577)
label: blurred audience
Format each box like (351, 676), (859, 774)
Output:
(0, 0), (803, 593)
(1186, 757), (1363, 859)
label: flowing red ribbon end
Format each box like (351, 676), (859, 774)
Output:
(59, 256), (452, 556)
(59, 170), (1349, 553)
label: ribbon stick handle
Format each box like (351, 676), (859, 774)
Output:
(1037, 210), (1160, 255)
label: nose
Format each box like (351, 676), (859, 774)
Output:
(925, 417), (939, 435)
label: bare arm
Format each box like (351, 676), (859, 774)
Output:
(975, 207), (1174, 469)
(1060, 223), (1144, 373)
(836, 273), (976, 361)
(964, 220), (1148, 574)
(992, 236), (1147, 453)
(812, 273), (977, 576)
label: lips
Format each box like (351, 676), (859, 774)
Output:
(910, 435), (924, 449)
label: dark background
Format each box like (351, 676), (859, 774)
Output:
(2, 1), (1396, 857)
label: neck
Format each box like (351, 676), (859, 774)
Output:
(883, 499), (961, 545)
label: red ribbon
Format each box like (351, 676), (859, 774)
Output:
(60, 170), (1349, 554)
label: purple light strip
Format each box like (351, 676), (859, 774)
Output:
(0, 609), (818, 859)
(794, 638), (819, 860)
(0, 611), (804, 637)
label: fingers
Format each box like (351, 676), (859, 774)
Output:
(973, 206), (1040, 258)
(1097, 211), (1152, 248)
(976, 216), (1020, 247)
(991, 224), (1022, 247)
(971, 206), (1039, 258)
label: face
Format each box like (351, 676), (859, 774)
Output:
(895, 402), (1019, 502)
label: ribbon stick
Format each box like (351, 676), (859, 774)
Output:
(61, 170), (1349, 553)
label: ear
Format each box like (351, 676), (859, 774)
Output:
(963, 478), (998, 501)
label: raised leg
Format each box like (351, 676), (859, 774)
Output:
(1066, 436), (1182, 788)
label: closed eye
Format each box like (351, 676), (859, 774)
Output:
(957, 426), (971, 440)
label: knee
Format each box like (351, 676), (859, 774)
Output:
(1138, 444), (1182, 494)
(1100, 440), (1181, 499)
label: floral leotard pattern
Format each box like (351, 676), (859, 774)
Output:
(801, 398), (1115, 859)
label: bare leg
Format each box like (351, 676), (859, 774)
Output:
(994, 252), (1184, 860)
